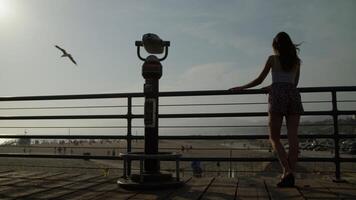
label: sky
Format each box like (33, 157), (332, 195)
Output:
(0, 0), (355, 136)
(0, 0), (355, 96)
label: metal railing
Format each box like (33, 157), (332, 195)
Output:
(0, 86), (355, 180)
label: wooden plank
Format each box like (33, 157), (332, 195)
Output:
(163, 177), (215, 200)
(129, 177), (191, 200)
(0, 196), (12, 200)
(315, 177), (356, 199)
(14, 173), (100, 199)
(52, 177), (120, 200)
(0, 171), (66, 199)
(0, 172), (84, 199)
(296, 178), (339, 199)
(236, 177), (269, 200)
(0, 186), (13, 199)
(0, 170), (43, 178)
(59, 181), (134, 200)
(0, 170), (13, 175)
(3, 170), (354, 200)
(263, 177), (304, 200)
(200, 177), (237, 200)
(84, 185), (139, 200)
(0, 171), (58, 192)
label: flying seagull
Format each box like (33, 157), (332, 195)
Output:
(55, 45), (77, 65)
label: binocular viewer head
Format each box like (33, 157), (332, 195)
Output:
(136, 33), (170, 61)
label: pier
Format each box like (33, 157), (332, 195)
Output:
(0, 86), (356, 199)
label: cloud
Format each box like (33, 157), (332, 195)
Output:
(161, 61), (268, 92)
(174, 62), (235, 90)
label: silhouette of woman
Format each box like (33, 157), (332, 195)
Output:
(229, 32), (303, 187)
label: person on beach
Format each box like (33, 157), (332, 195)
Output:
(229, 32), (303, 187)
(191, 160), (203, 177)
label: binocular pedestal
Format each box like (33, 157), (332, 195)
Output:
(118, 53), (184, 189)
(118, 152), (183, 190)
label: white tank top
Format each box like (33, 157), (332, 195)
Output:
(271, 56), (297, 84)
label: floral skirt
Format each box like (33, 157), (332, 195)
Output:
(268, 83), (304, 115)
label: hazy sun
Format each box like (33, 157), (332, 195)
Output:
(0, 0), (12, 19)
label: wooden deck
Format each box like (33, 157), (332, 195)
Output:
(0, 170), (356, 200)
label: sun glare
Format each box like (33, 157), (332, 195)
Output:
(0, 0), (12, 19)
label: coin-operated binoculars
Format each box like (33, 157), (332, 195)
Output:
(118, 34), (183, 189)
(137, 33), (169, 173)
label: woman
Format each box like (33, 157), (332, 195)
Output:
(229, 32), (303, 187)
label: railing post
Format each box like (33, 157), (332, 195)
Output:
(229, 149), (232, 178)
(331, 91), (342, 182)
(127, 97), (132, 175)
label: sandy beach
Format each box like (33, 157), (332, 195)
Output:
(1, 138), (355, 180)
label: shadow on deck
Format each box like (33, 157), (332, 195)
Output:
(1, 170), (356, 200)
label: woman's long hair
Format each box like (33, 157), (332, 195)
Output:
(272, 32), (301, 71)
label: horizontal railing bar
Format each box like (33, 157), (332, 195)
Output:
(160, 102), (267, 106)
(0, 123), (350, 129)
(158, 86), (356, 97)
(163, 134), (356, 139)
(0, 164), (122, 170)
(0, 99), (354, 111)
(158, 100), (333, 107)
(0, 115), (128, 120)
(0, 135), (129, 139)
(0, 105), (128, 110)
(0, 123), (349, 129)
(159, 112), (267, 118)
(0, 126), (129, 129)
(1, 146), (354, 152)
(150, 124), (344, 128)
(0, 86), (355, 102)
(0, 146), (255, 150)
(0, 153), (122, 160)
(159, 89), (266, 96)
(0, 146), (124, 149)
(1, 146), (350, 151)
(339, 158), (356, 162)
(0, 93), (144, 101)
(0, 110), (354, 120)
(1, 134), (355, 139)
(0, 99), (351, 111)
(2, 99), (353, 111)
(337, 100), (356, 103)
(180, 157), (345, 162)
(2, 153), (354, 163)
(160, 100), (334, 106)
(299, 86), (356, 92)
(0, 99), (343, 110)
(158, 111), (334, 118)
(337, 110), (356, 115)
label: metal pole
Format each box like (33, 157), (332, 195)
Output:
(332, 91), (341, 181)
(144, 77), (160, 173)
(123, 157), (127, 179)
(176, 158), (180, 181)
(229, 149), (232, 178)
(127, 97), (132, 175)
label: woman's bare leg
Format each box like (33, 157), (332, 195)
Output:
(269, 112), (291, 176)
(286, 114), (300, 174)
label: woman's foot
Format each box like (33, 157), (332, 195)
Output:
(277, 173), (295, 187)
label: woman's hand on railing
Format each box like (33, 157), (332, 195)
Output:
(228, 86), (245, 92)
(261, 85), (271, 93)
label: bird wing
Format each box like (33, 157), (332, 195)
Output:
(55, 45), (67, 54)
(68, 54), (77, 65)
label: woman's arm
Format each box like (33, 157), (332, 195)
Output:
(294, 65), (300, 87)
(230, 56), (273, 91)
